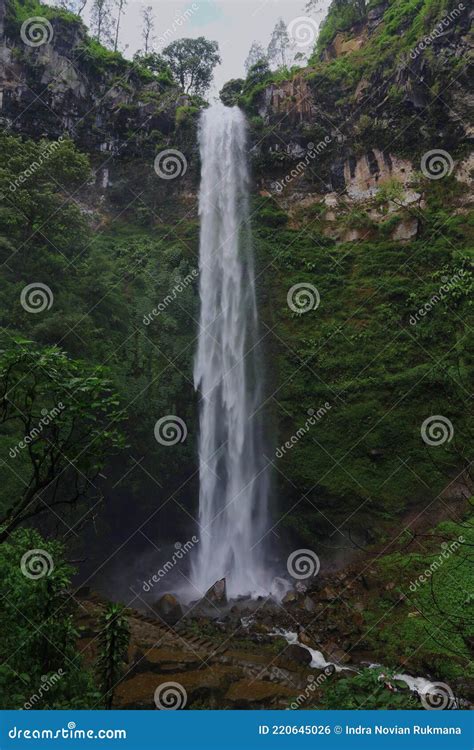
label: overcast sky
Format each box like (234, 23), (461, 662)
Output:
(79, 0), (332, 95)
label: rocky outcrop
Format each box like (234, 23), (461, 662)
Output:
(0, 12), (185, 153)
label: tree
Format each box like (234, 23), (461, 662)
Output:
(90, 0), (113, 46)
(96, 603), (130, 709)
(133, 51), (169, 77)
(57, 0), (88, 15)
(0, 529), (98, 709)
(113, 0), (127, 52)
(244, 59), (271, 90)
(0, 342), (125, 541)
(267, 18), (290, 69)
(141, 5), (155, 54)
(244, 41), (267, 74)
(219, 78), (245, 107)
(162, 37), (221, 96)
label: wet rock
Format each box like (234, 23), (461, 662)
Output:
(137, 647), (202, 673)
(115, 666), (239, 709)
(323, 642), (351, 665)
(152, 594), (183, 625)
(283, 644), (312, 666)
(319, 586), (338, 602)
(451, 677), (474, 702)
(298, 629), (316, 648)
(204, 578), (227, 606)
(303, 596), (317, 612)
(225, 679), (294, 705)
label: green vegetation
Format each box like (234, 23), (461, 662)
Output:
(366, 515), (474, 680)
(253, 184), (473, 540)
(0, 529), (98, 708)
(97, 604), (130, 709)
(320, 668), (420, 709)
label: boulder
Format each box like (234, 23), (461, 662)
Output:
(284, 644), (312, 666)
(303, 596), (317, 612)
(203, 577), (227, 606)
(282, 590), (298, 604)
(152, 593), (183, 625)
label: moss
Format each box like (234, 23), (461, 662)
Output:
(175, 105), (200, 127)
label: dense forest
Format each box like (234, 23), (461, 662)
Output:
(0, 0), (472, 711)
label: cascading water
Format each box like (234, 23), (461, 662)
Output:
(191, 103), (272, 599)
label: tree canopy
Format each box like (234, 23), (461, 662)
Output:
(162, 37), (221, 96)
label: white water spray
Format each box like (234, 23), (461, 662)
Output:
(191, 103), (271, 598)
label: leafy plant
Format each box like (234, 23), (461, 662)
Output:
(96, 603), (130, 709)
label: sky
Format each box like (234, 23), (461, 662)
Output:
(80, 0), (332, 95)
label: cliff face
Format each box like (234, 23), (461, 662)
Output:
(248, 0), (472, 197)
(0, 3), (199, 209)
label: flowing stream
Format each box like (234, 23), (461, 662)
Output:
(191, 103), (271, 599)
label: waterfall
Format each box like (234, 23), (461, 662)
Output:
(191, 103), (271, 599)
